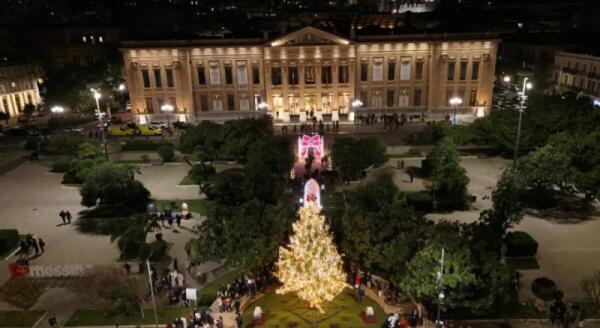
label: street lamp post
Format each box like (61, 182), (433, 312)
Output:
(435, 248), (446, 328)
(449, 97), (463, 125)
(503, 75), (511, 84)
(145, 253), (159, 328)
(513, 78), (533, 162)
(91, 88), (108, 157)
(118, 83), (126, 110)
(161, 103), (174, 127)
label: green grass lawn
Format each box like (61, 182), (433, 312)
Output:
(0, 156), (27, 175)
(65, 307), (196, 326)
(197, 269), (242, 305)
(179, 174), (197, 185)
(0, 310), (45, 327)
(242, 288), (385, 328)
(154, 199), (212, 216)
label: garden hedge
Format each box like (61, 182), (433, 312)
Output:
(407, 192), (434, 212)
(121, 141), (173, 151)
(0, 229), (19, 255)
(505, 231), (538, 257)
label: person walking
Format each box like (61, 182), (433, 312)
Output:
(358, 285), (365, 303)
(31, 238), (39, 255)
(38, 238), (45, 253)
(59, 210), (66, 225)
(409, 172), (414, 183)
(66, 211), (72, 224)
(176, 214), (181, 228)
(48, 313), (58, 327)
(235, 312), (243, 328)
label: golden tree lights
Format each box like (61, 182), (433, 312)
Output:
(275, 203), (347, 313)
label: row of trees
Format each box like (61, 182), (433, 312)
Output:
(453, 93), (600, 204)
(185, 117), (296, 271)
(339, 172), (523, 313)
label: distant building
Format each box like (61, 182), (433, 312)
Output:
(554, 51), (600, 104)
(120, 26), (498, 123)
(0, 61), (41, 117)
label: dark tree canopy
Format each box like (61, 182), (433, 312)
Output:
(331, 137), (387, 180)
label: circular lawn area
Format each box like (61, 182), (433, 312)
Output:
(242, 288), (386, 327)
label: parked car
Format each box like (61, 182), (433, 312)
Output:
(62, 127), (85, 135)
(109, 125), (136, 136)
(150, 121), (169, 129)
(139, 124), (162, 136)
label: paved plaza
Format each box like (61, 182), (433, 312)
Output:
(0, 158), (208, 314)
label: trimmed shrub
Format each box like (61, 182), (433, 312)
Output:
(157, 144), (175, 162)
(0, 229), (19, 255)
(407, 147), (422, 157)
(61, 171), (81, 184)
(505, 231), (538, 257)
(121, 141), (172, 151)
(407, 192), (433, 212)
(531, 277), (558, 301)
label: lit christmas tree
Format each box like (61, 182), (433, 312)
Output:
(275, 191), (347, 313)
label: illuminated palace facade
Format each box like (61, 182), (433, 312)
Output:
(121, 27), (498, 123)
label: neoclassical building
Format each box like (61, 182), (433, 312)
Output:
(0, 62), (41, 117)
(121, 27), (498, 123)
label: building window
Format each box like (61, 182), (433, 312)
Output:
(448, 62), (456, 81)
(209, 63), (221, 85)
(273, 94), (284, 111)
(373, 59), (383, 82)
(153, 69), (162, 88)
(227, 94), (235, 111)
(459, 61), (467, 80)
(240, 98), (250, 111)
(400, 61), (411, 81)
(415, 61), (424, 80)
(360, 63), (368, 82)
(388, 62), (395, 81)
(145, 97), (154, 113)
(471, 62), (480, 80)
(446, 89), (453, 104)
(339, 65), (349, 84)
(414, 89), (422, 107)
(321, 93), (333, 112)
(288, 67), (299, 85)
(212, 98), (223, 111)
(338, 92), (349, 112)
(237, 63), (248, 85)
(386, 90), (394, 107)
(305, 66), (316, 84)
(166, 69), (174, 88)
(225, 66), (233, 85)
(271, 67), (282, 85)
(322, 66), (332, 84)
(289, 94), (300, 113)
(360, 91), (368, 106)
(469, 90), (477, 106)
(200, 95), (208, 111)
(197, 66), (206, 85)
(372, 94), (383, 108)
(142, 69), (150, 88)
(252, 66), (260, 84)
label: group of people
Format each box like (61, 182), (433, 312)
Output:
(355, 113), (410, 130)
(58, 209), (73, 225)
(384, 311), (421, 328)
(281, 120), (341, 135)
(19, 233), (45, 257)
(170, 308), (224, 328)
(549, 297), (586, 328)
(157, 209), (192, 229)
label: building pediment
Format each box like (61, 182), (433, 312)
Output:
(269, 26), (351, 47)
